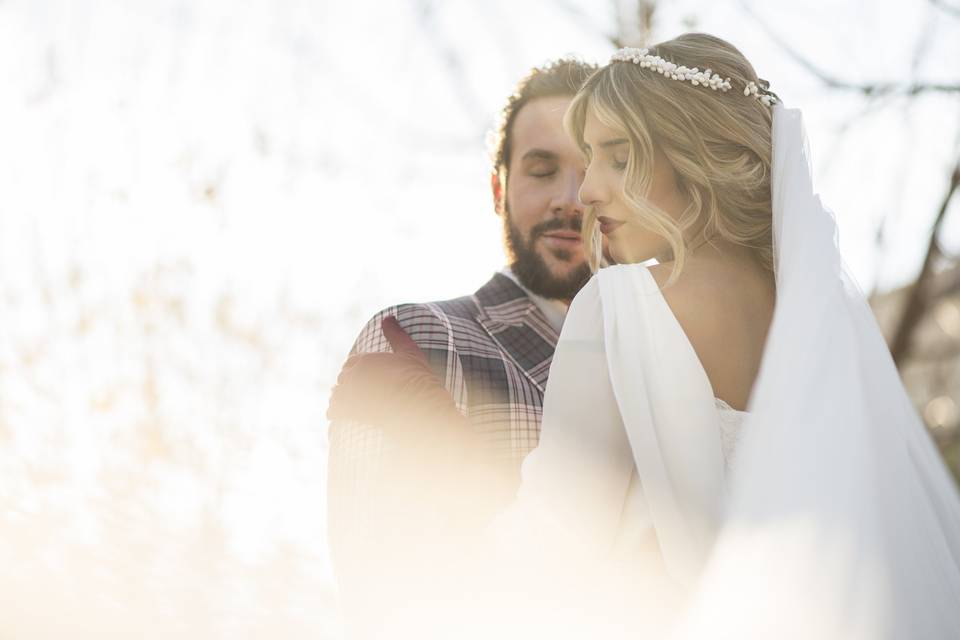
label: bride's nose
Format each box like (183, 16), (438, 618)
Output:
(579, 166), (604, 207)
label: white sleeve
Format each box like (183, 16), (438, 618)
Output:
(488, 276), (638, 562)
(491, 264), (729, 588)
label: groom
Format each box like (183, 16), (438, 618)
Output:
(328, 58), (596, 637)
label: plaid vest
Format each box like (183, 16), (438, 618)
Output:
(327, 274), (563, 635)
(343, 272), (559, 467)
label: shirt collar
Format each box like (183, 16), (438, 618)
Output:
(498, 266), (569, 334)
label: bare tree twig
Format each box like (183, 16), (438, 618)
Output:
(412, 0), (491, 132)
(611, 0), (656, 48)
(911, 11), (937, 76)
(930, 0), (960, 19)
(890, 158), (960, 364)
(299, 41), (477, 153)
(553, 0), (618, 45)
(634, 0), (656, 47)
(741, 1), (960, 95)
(865, 95), (918, 297)
(929, 259), (960, 299)
(476, 0), (522, 83)
(817, 93), (900, 177)
(901, 340), (960, 365)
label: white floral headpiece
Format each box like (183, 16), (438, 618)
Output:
(609, 47), (777, 107)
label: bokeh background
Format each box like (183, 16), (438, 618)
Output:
(1, 0), (958, 637)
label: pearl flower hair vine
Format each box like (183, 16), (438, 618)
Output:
(609, 47), (778, 107)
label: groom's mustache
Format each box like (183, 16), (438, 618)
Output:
(530, 216), (583, 241)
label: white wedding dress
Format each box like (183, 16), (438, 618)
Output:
(490, 106), (960, 639)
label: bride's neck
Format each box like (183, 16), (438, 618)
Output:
(672, 237), (768, 277)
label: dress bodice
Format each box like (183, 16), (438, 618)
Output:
(499, 265), (751, 583)
(713, 398), (748, 470)
(614, 399), (747, 564)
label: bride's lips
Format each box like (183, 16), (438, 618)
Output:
(540, 230), (582, 250)
(597, 216), (625, 236)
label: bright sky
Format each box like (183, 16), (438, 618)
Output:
(0, 0), (957, 635)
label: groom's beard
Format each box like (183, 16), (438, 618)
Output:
(503, 212), (592, 301)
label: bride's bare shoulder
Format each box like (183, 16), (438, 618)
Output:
(647, 261), (728, 333)
(647, 259), (774, 407)
(647, 262), (722, 317)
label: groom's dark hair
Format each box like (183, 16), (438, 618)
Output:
(490, 58), (597, 188)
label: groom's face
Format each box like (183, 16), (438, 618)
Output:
(494, 96), (591, 302)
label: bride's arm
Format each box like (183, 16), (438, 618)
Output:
(490, 276), (637, 563)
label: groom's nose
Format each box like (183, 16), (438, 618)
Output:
(549, 167), (585, 220)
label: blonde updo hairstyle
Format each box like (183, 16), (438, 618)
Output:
(566, 33), (775, 282)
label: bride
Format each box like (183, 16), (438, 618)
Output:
(329, 33), (960, 638)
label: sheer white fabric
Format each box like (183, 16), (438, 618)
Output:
(491, 264), (733, 587)
(492, 106), (960, 638)
(676, 106), (960, 639)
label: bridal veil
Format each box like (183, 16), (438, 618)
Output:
(492, 106), (960, 639)
(676, 106), (960, 638)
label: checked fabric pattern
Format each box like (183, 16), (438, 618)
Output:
(327, 273), (561, 614)
(328, 272), (560, 475)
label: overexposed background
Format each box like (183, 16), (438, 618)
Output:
(1, 0), (958, 637)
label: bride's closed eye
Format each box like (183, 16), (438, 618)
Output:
(581, 147), (625, 171)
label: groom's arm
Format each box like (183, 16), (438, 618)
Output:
(326, 305), (467, 638)
(327, 304), (467, 548)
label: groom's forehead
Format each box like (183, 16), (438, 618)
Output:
(510, 97), (575, 160)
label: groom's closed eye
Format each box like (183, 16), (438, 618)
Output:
(522, 149), (558, 178)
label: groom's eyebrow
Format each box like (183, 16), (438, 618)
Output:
(521, 149), (558, 161)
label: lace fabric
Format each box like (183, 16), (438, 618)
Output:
(616, 400), (746, 563)
(713, 398), (746, 471)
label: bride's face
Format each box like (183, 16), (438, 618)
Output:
(578, 108), (688, 264)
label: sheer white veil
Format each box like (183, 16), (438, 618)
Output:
(490, 104), (960, 640)
(675, 105), (960, 639)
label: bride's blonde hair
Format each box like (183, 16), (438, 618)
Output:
(566, 33), (775, 281)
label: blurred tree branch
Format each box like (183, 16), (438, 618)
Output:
(930, 0), (960, 19)
(742, 0), (960, 378)
(612, 0), (657, 48)
(741, 2), (960, 96)
(890, 158), (960, 365)
(554, 0), (619, 44)
(554, 0), (658, 48)
(412, 0), (491, 132)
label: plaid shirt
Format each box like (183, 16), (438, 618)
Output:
(327, 273), (560, 634)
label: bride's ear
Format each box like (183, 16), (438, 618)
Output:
(491, 172), (505, 216)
